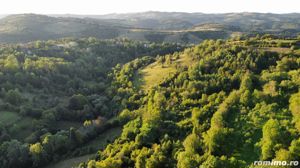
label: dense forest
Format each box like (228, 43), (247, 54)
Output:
(79, 35), (300, 168)
(0, 33), (299, 168)
(0, 38), (183, 168)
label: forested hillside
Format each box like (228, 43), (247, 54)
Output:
(0, 34), (300, 168)
(96, 12), (300, 32)
(79, 36), (300, 168)
(0, 38), (183, 168)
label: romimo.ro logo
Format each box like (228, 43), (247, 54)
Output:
(253, 160), (299, 166)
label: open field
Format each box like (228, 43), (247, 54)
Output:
(139, 62), (177, 90)
(137, 51), (194, 90)
(261, 47), (292, 54)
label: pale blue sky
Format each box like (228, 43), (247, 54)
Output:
(1, 0), (300, 14)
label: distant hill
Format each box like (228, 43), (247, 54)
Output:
(1, 12), (300, 43)
(0, 14), (123, 43)
(93, 11), (300, 31)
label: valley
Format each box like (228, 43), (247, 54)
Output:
(0, 11), (299, 168)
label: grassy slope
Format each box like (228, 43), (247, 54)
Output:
(138, 63), (176, 90)
(136, 52), (194, 90)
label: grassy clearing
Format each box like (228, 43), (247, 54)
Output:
(137, 52), (194, 90)
(261, 47), (292, 54)
(136, 39), (299, 91)
(139, 62), (177, 90)
(259, 39), (296, 43)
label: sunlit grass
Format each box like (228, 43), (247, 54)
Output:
(137, 53), (194, 91)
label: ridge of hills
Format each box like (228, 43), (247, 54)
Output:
(1, 12), (300, 43)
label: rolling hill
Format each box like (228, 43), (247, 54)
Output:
(1, 12), (300, 44)
(0, 14), (123, 43)
(0, 12), (300, 167)
(80, 36), (300, 168)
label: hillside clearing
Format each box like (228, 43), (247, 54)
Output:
(137, 52), (194, 90)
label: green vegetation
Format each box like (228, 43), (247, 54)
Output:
(137, 51), (194, 90)
(80, 36), (300, 168)
(0, 111), (19, 125)
(46, 127), (122, 168)
(46, 154), (95, 168)
(0, 24), (300, 168)
(0, 38), (183, 168)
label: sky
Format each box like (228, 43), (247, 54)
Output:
(1, 0), (300, 15)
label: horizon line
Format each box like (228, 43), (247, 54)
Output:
(1, 11), (300, 16)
